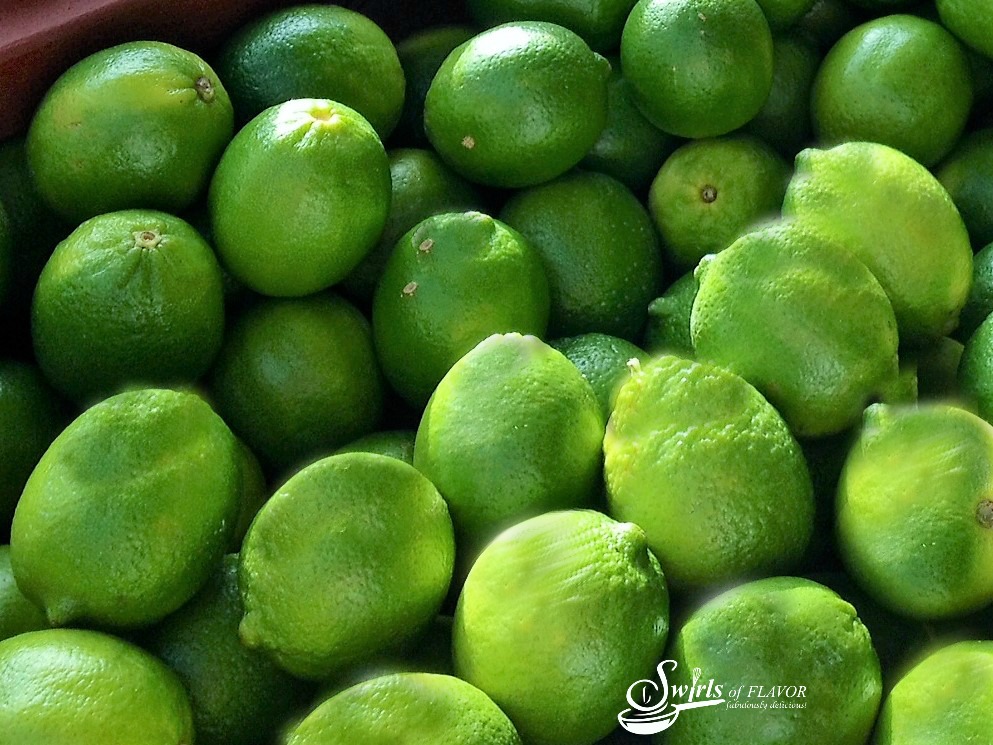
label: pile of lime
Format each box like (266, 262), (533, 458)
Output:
(1, 0), (993, 742)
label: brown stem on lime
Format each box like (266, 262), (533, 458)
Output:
(133, 230), (161, 250)
(195, 76), (215, 103)
(701, 185), (718, 203)
(977, 499), (993, 529)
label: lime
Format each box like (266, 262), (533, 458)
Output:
(605, 354), (814, 589)
(0, 545), (47, 642)
(648, 135), (790, 270)
(216, 4), (404, 137)
(914, 337), (964, 400)
(31, 209), (225, 404)
(10, 388), (240, 628)
(454, 510), (669, 745)
(958, 313), (993, 421)
(424, 22), (611, 187)
(467, 0), (638, 51)
(26, 41), (232, 223)
(755, 0), (816, 30)
(783, 141), (973, 343)
(500, 170), (663, 339)
(414, 333), (604, 570)
(874, 641), (993, 744)
(209, 98), (390, 297)
(335, 430), (416, 465)
(550, 333), (648, 420)
(343, 148), (482, 303)
(662, 577), (881, 745)
(937, 0), (993, 60)
(938, 129), (993, 248)
(239, 453), (454, 680)
(794, 0), (863, 50)
(143, 555), (309, 745)
(838, 403), (993, 619)
(209, 293), (383, 473)
(373, 212), (550, 407)
(0, 628), (193, 744)
(229, 440), (267, 552)
(811, 15), (973, 167)
(620, 0), (774, 137)
(955, 241), (993, 341)
(580, 58), (676, 193)
(690, 220), (900, 437)
(643, 271), (697, 356)
(287, 673), (522, 744)
(0, 360), (63, 528)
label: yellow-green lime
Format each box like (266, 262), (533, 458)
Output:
(620, 0), (774, 137)
(341, 148), (482, 302)
(238, 453), (454, 680)
(811, 15), (973, 167)
(0, 628), (194, 745)
(0, 545), (47, 642)
(335, 430), (416, 465)
(467, 0), (638, 51)
(413, 333), (604, 570)
(26, 41), (232, 223)
(955, 241), (993, 342)
(549, 333), (648, 420)
(874, 641), (993, 744)
(690, 220), (900, 437)
(937, 0), (993, 60)
(838, 403), (993, 619)
(648, 135), (790, 270)
(10, 388), (241, 628)
(937, 128), (993, 247)
(373, 211), (550, 408)
(661, 577), (881, 745)
(454, 510), (669, 745)
(143, 555), (309, 745)
(31, 209), (225, 404)
(500, 170), (663, 340)
(216, 4), (405, 137)
(783, 141), (973, 342)
(643, 271), (697, 356)
(424, 22), (611, 187)
(209, 294), (383, 473)
(606, 355), (814, 589)
(287, 673), (522, 745)
(209, 98), (390, 297)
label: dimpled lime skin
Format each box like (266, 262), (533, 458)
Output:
(661, 577), (881, 745)
(605, 355), (814, 589)
(454, 510), (670, 745)
(620, 0), (774, 138)
(690, 221), (900, 437)
(838, 404), (993, 620)
(0, 546), (47, 642)
(335, 430), (416, 465)
(938, 129), (993, 248)
(784, 144), (972, 343)
(238, 453), (455, 681)
(414, 333), (605, 561)
(209, 98), (390, 297)
(26, 41), (233, 223)
(467, 0), (637, 52)
(874, 641), (993, 745)
(937, 0), (993, 59)
(373, 212), (550, 408)
(550, 333), (648, 420)
(644, 272), (697, 356)
(10, 389), (241, 628)
(0, 628), (194, 745)
(286, 673), (522, 745)
(424, 22), (611, 188)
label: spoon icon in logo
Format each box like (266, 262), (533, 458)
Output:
(618, 661), (725, 735)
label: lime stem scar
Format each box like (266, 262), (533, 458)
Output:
(133, 230), (161, 250)
(977, 499), (993, 529)
(701, 185), (718, 203)
(195, 76), (215, 103)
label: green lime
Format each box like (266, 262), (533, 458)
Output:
(209, 98), (390, 297)
(424, 22), (611, 187)
(216, 4), (404, 137)
(0, 628), (193, 744)
(209, 293), (383, 473)
(620, 0), (774, 137)
(0, 360), (63, 528)
(838, 403), (993, 619)
(31, 209), (225, 404)
(373, 212), (550, 407)
(0, 545), (47, 642)
(955, 242), (993, 342)
(550, 333), (648, 420)
(335, 430), (416, 465)
(643, 271), (697, 356)
(811, 15), (973, 167)
(605, 354), (814, 589)
(874, 641), (993, 744)
(938, 129), (993, 248)
(690, 220), (900, 437)
(500, 170), (663, 340)
(10, 388), (240, 628)
(395, 26), (479, 146)
(958, 313), (993, 421)
(913, 337), (964, 400)
(580, 58), (676, 193)
(755, 0), (816, 30)
(794, 0), (863, 51)
(26, 41), (232, 223)
(467, 0), (637, 51)
(414, 333), (604, 569)
(937, 0), (993, 60)
(287, 673), (522, 744)
(229, 440), (267, 552)
(143, 555), (309, 745)
(783, 141), (973, 343)
(648, 135), (790, 270)
(662, 577), (881, 745)
(454, 510), (669, 745)
(239, 453), (454, 680)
